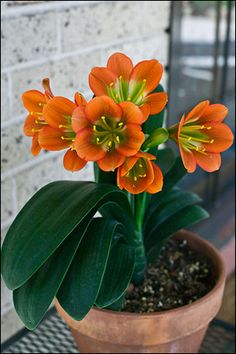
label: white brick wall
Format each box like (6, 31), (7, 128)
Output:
(1, 0), (170, 341)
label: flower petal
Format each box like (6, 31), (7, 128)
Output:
(85, 96), (122, 123)
(107, 52), (133, 80)
(72, 106), (90, 133)
(31, 134), (41, 156)
(120, 156), (139, 177)
(194, 152), (221, 172)
(202, 122), (234, 153)
(130, 60), (163, 94)
(145, 92), (168, 115)
(22, 90), (45, 113)
(89, 67), (117, 96)
(43, 96), (76, 128)
(75, 129), (106, 161)
(38, 126), (71, 150)
(97, 150), (125, 172)
(120, 101), (145, 124)
(145, 162), (163, 194)
(23, 114), (41, 137)
(139, 104), (151, 122)
(116, 124), (145, 156)
(198, 104), (228, 123)
(74, 92), (87, 107)
(185, 100), (209, 122)
(179, 145), (197, 173)
(63, 149), (87, 172)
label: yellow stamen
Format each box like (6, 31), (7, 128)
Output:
(119, 75), (123, 80)
(188, 137), (192, 141)
(118, 122), (124, 127)
(115, 93), (119, 99)
(116, 136), (120, 143)
(93, 125), (97, 131)
(134, 176), (137, 181)
(127, 96), (131, 101)
(30, 111), (43, 116)
(210, 139), (214, 143)
(207, 126), (212, 130)
(109, 82), (114, 87)
(96, 137), (100, 143)
(139, 174), (146, 178)
(31, 128), (41, 132)
(201, 125), (205, 129)
(61, 136), (75, 141)
(101, 116), (106, 121)
(143, 79), (147, 83)
(108, 141), (112, 147)
(58, 124), (70, 129)
(202, 148), (206, 152)
(139, 164), (143, 168)
(38, 102), (44, 107)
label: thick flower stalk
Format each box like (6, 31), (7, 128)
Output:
(89, 52), (168, 120)
(72, 96), (145, 171)
(168, 100), (234, 173)
(22, 78), (54, 156)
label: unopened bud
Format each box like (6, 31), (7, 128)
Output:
(142, 128), (169, 149)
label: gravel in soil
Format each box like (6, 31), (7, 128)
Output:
(122, 239), (216, 313)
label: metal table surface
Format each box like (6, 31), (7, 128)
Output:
(1, 308), (235, 353)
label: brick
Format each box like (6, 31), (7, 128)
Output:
(1, 12), (58, 68)
(1, 120), (47, 173)
(11, 49), (101, 116)
(1, 179), (15, 223)
(142, 1), (170, 35)
(16, 156), (94, 211)
(1, 73), (9, 122)
(61, 2), (145, 52)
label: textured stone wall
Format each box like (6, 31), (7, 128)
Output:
(1, 0), (170, 341)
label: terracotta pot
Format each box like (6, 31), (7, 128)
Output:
(55, 230), (226, 353)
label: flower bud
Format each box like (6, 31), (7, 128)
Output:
(142, 128), (169, 150)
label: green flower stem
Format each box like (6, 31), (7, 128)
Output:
(131, 192), (148, 285)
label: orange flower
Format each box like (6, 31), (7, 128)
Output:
(89, 52), (168, 120)
(169, 100), (234, 173)
(22, 78), (54, 156)
(72, 96), (145, 172)
(117, 151), (163, 194)
(39, 93), (87, 172)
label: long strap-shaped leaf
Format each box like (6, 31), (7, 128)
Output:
(56, 218), (124, 320)
(2, 181), (134, 290)
(145, 205), (209, 263)
(144, 188), (202, 238)
(13, 218), (91, 330)
(95, 239), (135, 308)
(144, 157), (187, 227)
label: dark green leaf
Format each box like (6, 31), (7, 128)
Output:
(155, 147), (176, 175)
(56, 218), (122, 320)
(145, 205), (209, 261)
(94, 162), (117, 185)
(13, 218), (91, 330)
(1, 181), (134, 290)
(144, 188), (202, 239)
(95, 240), (135, 308)
(144, 157), (187, 227)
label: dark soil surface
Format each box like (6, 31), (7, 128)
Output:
(122, 239), (215, 313)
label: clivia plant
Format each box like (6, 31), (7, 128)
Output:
(1, 53), (234, 343)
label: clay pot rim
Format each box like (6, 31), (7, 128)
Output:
(90, 230), (226, 319)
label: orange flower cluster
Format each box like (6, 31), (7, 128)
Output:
(22, 53), (234, 194)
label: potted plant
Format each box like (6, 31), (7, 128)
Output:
(1, 53), (234, 353)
